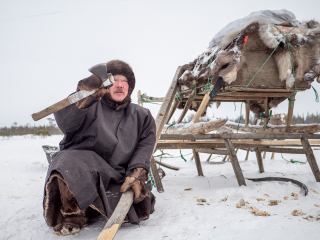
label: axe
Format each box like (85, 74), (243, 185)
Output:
(31, 63), (114, 121)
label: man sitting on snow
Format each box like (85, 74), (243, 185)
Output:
(43, 60), (156, 235)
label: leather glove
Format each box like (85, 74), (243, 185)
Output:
(120, 168), (148, 203)
(75, 75), (110, 109)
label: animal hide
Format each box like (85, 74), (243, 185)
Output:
(177, 18), (320, 117)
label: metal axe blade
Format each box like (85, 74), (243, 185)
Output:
(88, 63), (114, 88)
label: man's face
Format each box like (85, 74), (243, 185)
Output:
(109, 74), (129, 102)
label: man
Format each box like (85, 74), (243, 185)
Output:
(43, 60), (157, 236)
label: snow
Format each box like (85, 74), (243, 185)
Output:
(1, 135), (320, 239)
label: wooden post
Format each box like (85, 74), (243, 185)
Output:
(224, 139), (246, 186)
(206, 153), (213, 162)
(245, 101), (250, 126)
(255, 148), (265, 173)
(166, 98), (179, 124)
(286, 94), (296, 132)
(245, 150), (250, 161)
(192, 89), (211, 123)
(263, 97), (269, 128)
(137, 90), (143, 107)
(192, 149), (204, 176)
(177, 90), (195, 123)
(263, 151), (267, 159)
(271, 152), (275, 159)
(301, 137), (320, 182)
(151, 66), (181, 192)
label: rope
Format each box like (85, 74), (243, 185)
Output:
(281, 153), (306, 164)
(180, 149), (187, 162)
(311, 85), (319, 103)
(139, 93), (162, 105)
(175, 91), (183, 102)
(202, 48), (220, 93)
(149, 171), (157, 188)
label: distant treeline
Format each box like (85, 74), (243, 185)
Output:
(0, 118), (62, 137)
(170, 112), (320, 125)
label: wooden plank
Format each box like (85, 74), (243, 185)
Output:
(206, 154), (213, 162)
(226, 123), (320, 134)
(257, 147), (305, 154)
(166, 98), (179, 124)
(151, 66), (181, 192)
(245, 150), (250, 161)
(195, 148), (229, 155)
(195, 92), (292, 98)
(160, 133), (320, 140)
(177, 90), (195, 123)
(224, 139), (246, 186)
(301, 138), (320, 182)
(192, 90), (211, 123)
(263, 98), (269, 128)
(245, 101), (250, 126)
(192, 149), (204, 176)
(286, 94), (296, 131)
(271, 152), (275, 159)
(255, 149), (265, 173)
(97, 190), (134, 240)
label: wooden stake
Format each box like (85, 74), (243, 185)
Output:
(271, 152), (275, 159)
(245, 101), (250, 126)
(286, 94), (296, 132)
(301, 137), (320, 182)
(192, 90), (211, 123)
(192, 149), (204, 176)
(166, 98), (179, 124)
(151, 66), (181, 192)
(224, 139), (246, 186)
(177, 90), (195, 123)
(206, 153), (213, 162)
(245, 150), (250, 161)
(255, 148), (265, 173)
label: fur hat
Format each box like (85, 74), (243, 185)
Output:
(107, 60), (135, 93)
(103, 60), (135, 108)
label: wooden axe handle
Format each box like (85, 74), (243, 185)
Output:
(32, 97), (71, 121)
(97, 190), (134, 240)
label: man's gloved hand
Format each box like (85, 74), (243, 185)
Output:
(120, 168), (148, 203)
(75, 75), (109, 109)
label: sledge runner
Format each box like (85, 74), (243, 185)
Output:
(43, 60), (156, 236)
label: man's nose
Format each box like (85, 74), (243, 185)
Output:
(115, 81), (123, 88)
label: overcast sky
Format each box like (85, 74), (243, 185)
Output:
(0, 0), (319, 127)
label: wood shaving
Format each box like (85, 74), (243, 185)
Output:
(284, 196), (289, 200)
(268, 200), (281, 206)
(291, 192), (299, 200)
(220, 197), (227, 202)
(255, 210), (269, 216)
(312, 189), (319, 194)
(239, 199), (245, 206)
(257, 198), (265, 201)
(304, 215), (316, 222)
(197, 198), (206, 202)
(184, 188), (192, 191)
(242, 206), (247, 209)
(251, 207), (258, 214)
(236, 204), (241, 208)
(314, 204), (320, 207)
(197, 203), (204, 206)
(264, 194), (270, 197)
(292, 210), (303, 216)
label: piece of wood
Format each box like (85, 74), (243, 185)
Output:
(263, 151), (267, 159)
(192, 90), (211, 123)
(222, 154), (228, 162)
(192, 149), (204, 176)
(154, 160), (179, 171)
(271, 152), (275, 159)
(137, 90), (142, 106)
(301, 138), (320, 182)
(206, 154), (213, 162)
(257, 147), (305, 154)
(151, 66), (181, 192)
(177, 90), (195, 123)
(245, 101), (250, 126)
(245, 150), (250, 161)
(286, 94), (295, 131)
(255, 149), (265, 173)
(166, 98), (179, 124)
(263, 98), (269, 128)
(195, 91), (292, 98)
(32, 97), (71, 121)
(162, 119), (227, 134)
(195, 148), (229, 155)
(225, 123), (320, 134)
(97, 190), (134, 240)
(160, 133), (320, 141)
(224, 139), (246, 186)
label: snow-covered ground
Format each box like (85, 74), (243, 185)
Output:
(1, 135), (320, 240)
